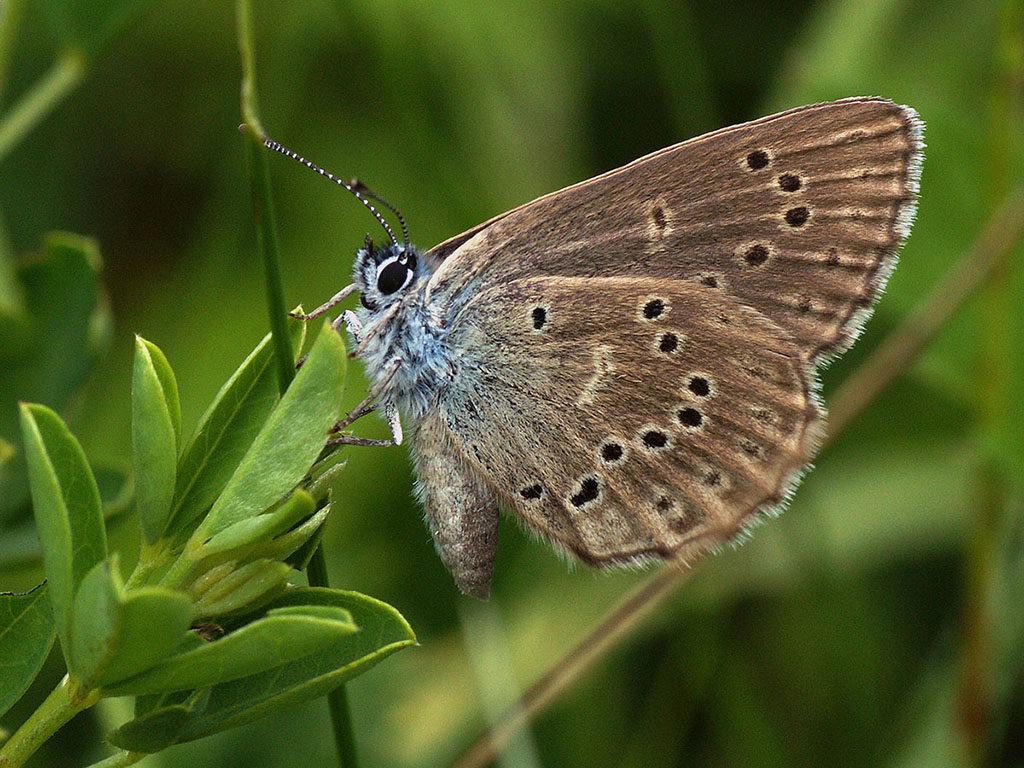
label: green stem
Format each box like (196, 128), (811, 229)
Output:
(0, 49), (86, 166)
(0, 676), (99, 768)
(235, 2), (356, 765)
(244, 129), (294, 393)
(307, 546), (361, 768)
(237, 0), (293, 394)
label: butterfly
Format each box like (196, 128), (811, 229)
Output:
(270, 97), (922, 599)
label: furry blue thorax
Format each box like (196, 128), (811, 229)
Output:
(350, 242), (451, 421)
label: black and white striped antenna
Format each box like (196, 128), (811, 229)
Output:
(259, 135), (406, 249)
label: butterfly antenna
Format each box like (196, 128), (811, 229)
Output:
(349, 179), (410, 249)
(260, 136), (399, 248)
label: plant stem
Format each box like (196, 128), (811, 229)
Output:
(235, 2), (357, 766)
(237, 0), (294, 394)
(0, 676), (99, 768)
(0, 49), (86, 166)
(307, 546), (361, 768)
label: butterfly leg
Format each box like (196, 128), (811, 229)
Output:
(335, 309), (362, 338)
(325, 357), (403, 446)
(411, 411), (500, 599)
(289, 283), (357, 321)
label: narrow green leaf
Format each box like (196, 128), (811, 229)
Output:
(140, 337), (180, 444)
(195, 325), (345, 539)
(107, 690), (209, 753)
(191, 559), (290, 619)
(132, 337), (178, 544)
(177, 588), (415, 740)
(69, 557), (193, 688)
(19, 402), (106, 658)
(103, 603), (357, 696)
(262, 504), (329, 566)
(196, 489), (315, 560)
(165, 326), (303, 540)
(0, 584), (56, 718)
(284, 513), (328, 571)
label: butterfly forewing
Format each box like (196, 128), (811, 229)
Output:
(438, 277), (819, 564)
(427, 97), (922, 363)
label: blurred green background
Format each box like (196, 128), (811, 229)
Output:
(1, 0), (1022, 766)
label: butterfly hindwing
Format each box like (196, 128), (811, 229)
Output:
(427, 97), (921, 364)
(435, 276), (820, 565)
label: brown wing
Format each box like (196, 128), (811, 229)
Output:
(438, 276), (821, 565)
(426, 97), (921, 364)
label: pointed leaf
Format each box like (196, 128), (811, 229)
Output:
(103, 603), (357, 696)
(177, 588), (414, 740)
(140, 337), (180, 444)
(195, 325), (345, 539)
(69, 557), (193, 688)
(166, 325), (304, 539)
(263, 505), (329, 566)
(19, 403), (106, 657)
(196, 490), (315, 560)
(0, 584), (56, 718)
(132, 337), (179, 543)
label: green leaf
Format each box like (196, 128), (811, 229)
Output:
(282, 508), (329, 571)
(140, 337), (180, 443)
(195, 489), (315, 560)
(165, 327), (303, 540)
(191, 559), (291, 619)
(69, 557), (193, 689)
(176, 588), (415, 741)
(0, 584), (56, 718)
(107, 690), (210, 753)
(102, 602), (357, 696)
(264, 504), (330, 567)
(194, 325), (345, 539)
(0, 232), (110, 523)
(19, 402), (106, 660)
(132, 337), (179, 544)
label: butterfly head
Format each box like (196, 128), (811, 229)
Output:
(353, 236), (423, 312)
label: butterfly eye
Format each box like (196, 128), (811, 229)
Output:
(376, 258), (412, 295)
